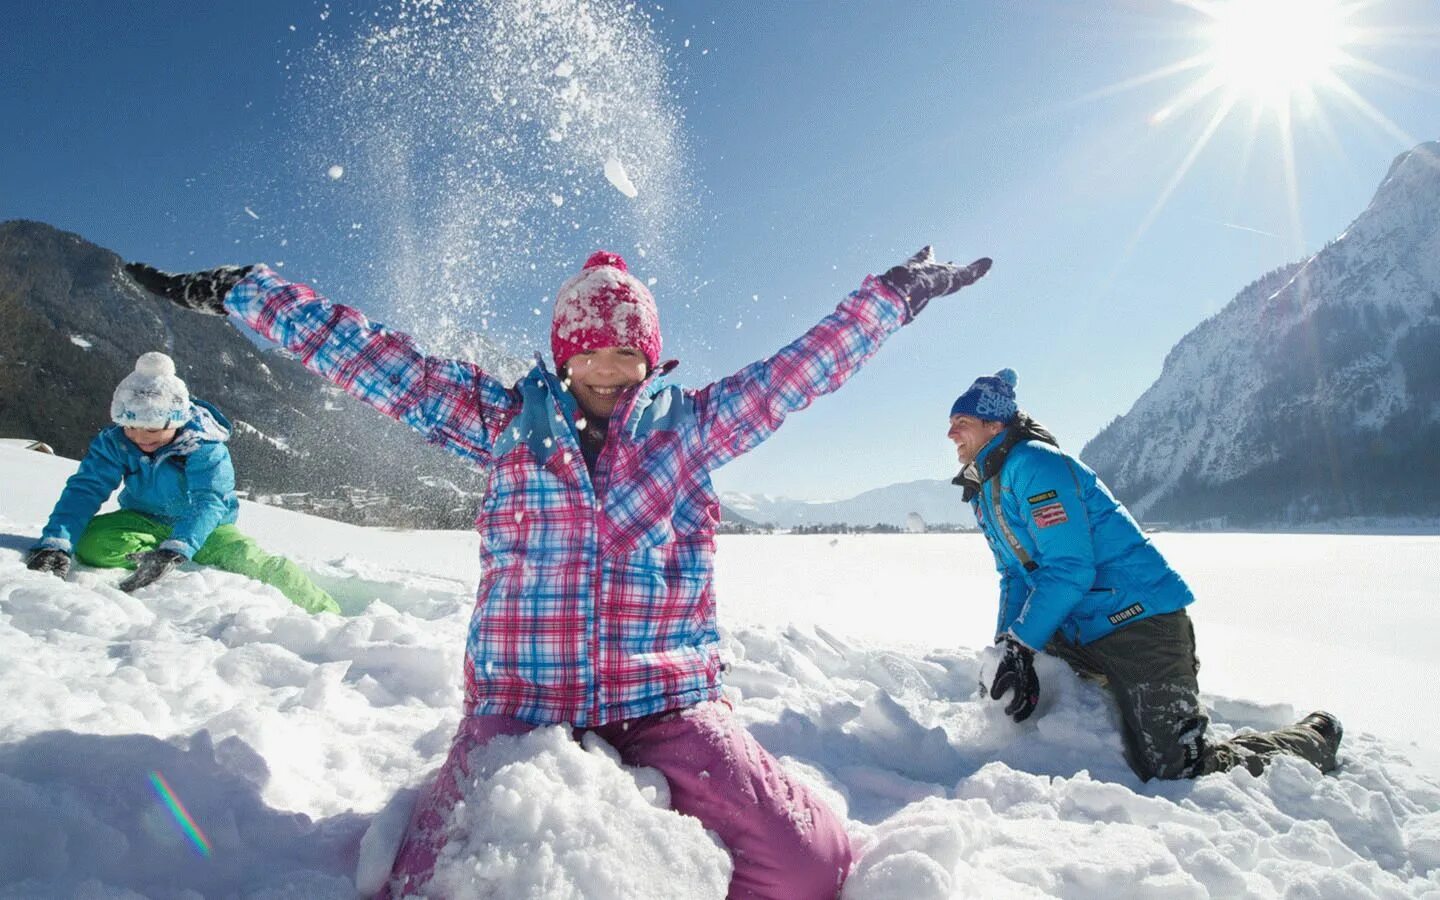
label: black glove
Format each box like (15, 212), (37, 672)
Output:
(989, 638), (1039, 723)
(26, 548), (72, 579)
(118, 549), (187, 592)
(880, 246), (992, 320)
(124, 262), (254, 315)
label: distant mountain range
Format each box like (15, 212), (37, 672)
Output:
(721, 479), (971, 529)
(1080, 141), (1440, 526)
(8, 134), (1437, 536)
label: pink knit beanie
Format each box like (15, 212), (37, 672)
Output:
(550, 250), (661, 370)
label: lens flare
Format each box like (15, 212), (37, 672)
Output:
(148, 771), (213, 857)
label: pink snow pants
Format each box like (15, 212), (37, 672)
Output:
(377, 702), (851, 899)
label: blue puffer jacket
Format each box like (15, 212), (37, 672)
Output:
(36, 399), (239, 558)
(963, 422), (1193, 649)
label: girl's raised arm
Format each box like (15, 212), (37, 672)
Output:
(126, 262), (519, 468)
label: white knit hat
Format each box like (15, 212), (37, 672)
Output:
(111, 352), (191, 428)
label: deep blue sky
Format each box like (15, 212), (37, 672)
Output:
(4, 1), (1438, 500)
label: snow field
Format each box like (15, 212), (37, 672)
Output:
(2, 445), (1439, 897)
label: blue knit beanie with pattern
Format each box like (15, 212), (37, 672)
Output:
(950, 368), (1018, 423)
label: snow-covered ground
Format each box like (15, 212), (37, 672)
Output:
(2, 443), (1438, 898)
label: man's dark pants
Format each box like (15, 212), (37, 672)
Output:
(1045, 610), (1337, 780)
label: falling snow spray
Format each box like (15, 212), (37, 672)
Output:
(287, 0), (695, 361)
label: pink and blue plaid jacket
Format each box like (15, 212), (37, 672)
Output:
(227, 266), (909, 725)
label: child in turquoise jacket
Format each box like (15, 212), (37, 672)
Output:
(26, 352), (338, 614)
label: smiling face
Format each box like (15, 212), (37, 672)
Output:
(947, 414), (1005, 465)
(564, 346), (649, 421)
(123, 425), (179, 454)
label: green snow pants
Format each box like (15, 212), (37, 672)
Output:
(74, 510), (340, 615)
(1045, 610), (1337, 780)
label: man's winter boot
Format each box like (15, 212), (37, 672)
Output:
(1300, 711), (1342, 744)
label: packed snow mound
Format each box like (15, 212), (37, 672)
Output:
(2, 445), (1440, 897)
(427, 727), (731, 899)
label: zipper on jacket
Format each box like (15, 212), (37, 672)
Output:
(542, 360), (658, 727)
(584, 381), (649, 725)
(537, 361), (607, 727)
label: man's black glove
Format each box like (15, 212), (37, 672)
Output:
(880, 246), (993, 320)
(26, 548), (72, 579)
(989, 638), (1039, 723)
(118, 549), (187, 593)
(124, 262), (254, 315)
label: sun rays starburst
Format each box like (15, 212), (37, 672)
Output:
(1098, 0), (1437, 258)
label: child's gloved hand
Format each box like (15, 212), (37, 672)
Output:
(118, 549), (187, 592)
(124, 262), (255, 315)
(26, 548), (72, 579)
(880, 246), (992, 321)
(989, 637), (1039, 722)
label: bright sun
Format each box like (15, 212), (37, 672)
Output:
(1086, 0), (1429, 262)
(1202, 0), (1356, 111)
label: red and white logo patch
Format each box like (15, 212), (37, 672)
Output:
(1032, 501), (1069, 528)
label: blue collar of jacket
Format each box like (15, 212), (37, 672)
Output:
(505, 355), (684, 471)
(971, 430), (1009, 473)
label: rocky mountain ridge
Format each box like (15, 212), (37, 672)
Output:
(1080, 141), (1440, 526)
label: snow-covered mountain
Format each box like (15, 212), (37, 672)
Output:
(0, 220), (527, 528)
(722, 478), (973, 529)
(1082, 141), (1440, 526)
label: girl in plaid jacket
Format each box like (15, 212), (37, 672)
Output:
(127, 247), (990, 898)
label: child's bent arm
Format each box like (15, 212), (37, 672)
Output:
(690, 275), (908, 470)
(224, 266), (518, 467)
(38, 432), (126, 552)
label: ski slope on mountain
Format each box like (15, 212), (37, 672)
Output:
(2, 444), (1438, 898)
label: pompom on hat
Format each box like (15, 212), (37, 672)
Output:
(950, 368), (1019, 423)
(550, 250), (661, 370)
(111, 351), (191, 429)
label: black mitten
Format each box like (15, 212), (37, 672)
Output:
(26, 548), (72, 579)
(880, 246), (992, 320)
(118, 549), (187, 592)
(989, 638), (1040, 722)
(125, 262), (254, 315)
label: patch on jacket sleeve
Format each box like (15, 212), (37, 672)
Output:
(1032, 501), (1069, 528)
(1027, 490), (1058, 505)
(1107, 603), (1145, 626)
